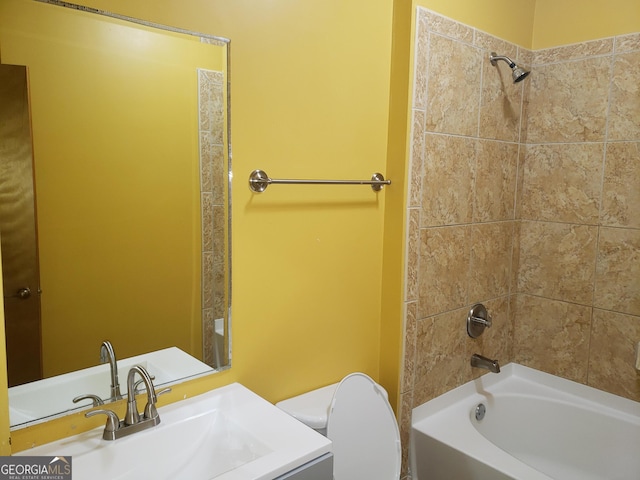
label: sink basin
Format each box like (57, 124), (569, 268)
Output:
(10, 347), (213, 428)
(15, 383), (332, 480)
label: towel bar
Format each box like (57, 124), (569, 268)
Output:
(248, 169), (391, 193)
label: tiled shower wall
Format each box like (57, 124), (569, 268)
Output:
(400, 7), (639, 477)
(514, 34), (640, 399)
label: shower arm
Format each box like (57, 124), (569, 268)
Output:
(489, 53), (516, 68)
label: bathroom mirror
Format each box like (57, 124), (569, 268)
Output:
(0, 0), (231, 427)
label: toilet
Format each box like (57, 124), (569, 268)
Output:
(276, 373), (401, 479)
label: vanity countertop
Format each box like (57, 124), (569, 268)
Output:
(14, 382), (332, 480)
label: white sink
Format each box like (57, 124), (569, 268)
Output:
(15, 383), (332, 480)
(10, 347), (213, 428)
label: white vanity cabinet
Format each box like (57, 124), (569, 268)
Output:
(275, 453), (333, 480)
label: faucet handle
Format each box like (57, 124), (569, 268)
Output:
(157, 387), (171, 397)
(143, 387), (171, 420)
(133, 375), (156, 395)
(73, 394), (105, 407)
(467, 303), (492, 338)
(470, 313), (492, 328)
(85, 409), (121, 440)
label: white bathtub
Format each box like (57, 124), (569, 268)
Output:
(411, 363), (640, 480)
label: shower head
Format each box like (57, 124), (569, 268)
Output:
(489, 52), (530, 83)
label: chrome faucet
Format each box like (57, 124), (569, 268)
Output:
(124, 365), (158, 426)
(85, 365), (170, 440)
(471, 353), (500, 373)
(100, 340), (122, 400)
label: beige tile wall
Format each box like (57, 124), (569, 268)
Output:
(515, 32), (640, 397)
(401, 7), (639, 478)
(198, 68), (226, 368)
(401, 8), (524, 474)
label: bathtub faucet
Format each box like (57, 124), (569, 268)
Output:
(471, 354), (500, 373)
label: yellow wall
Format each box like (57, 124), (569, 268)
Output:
(92, 0), (395, 401)
(533, 0), (640, 49)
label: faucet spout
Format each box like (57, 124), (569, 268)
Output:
(125, 365), (157, 426)
(100, 340), (122, 400)
(470, 353), (500, 373)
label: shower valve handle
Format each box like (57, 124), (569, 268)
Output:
(470, 315), (492, 328)
(467, 304), (492, 338)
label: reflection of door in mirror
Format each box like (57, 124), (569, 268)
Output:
(0, 64), (42, 386)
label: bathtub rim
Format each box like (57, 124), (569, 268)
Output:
(410, 362), (640, 480)
(412, 362), (640, 422)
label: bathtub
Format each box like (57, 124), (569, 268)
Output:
(411, 363), (640, 480)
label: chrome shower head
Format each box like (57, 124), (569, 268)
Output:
(489, 52), (530, 83)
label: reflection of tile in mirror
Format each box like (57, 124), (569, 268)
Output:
(198, 68), (225, 368)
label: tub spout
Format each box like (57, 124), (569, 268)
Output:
(471, 354), (500, 373)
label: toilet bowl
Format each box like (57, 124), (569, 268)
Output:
(276, 373), (401, 480)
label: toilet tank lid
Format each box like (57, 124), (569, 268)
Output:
(276, 383), (339, 429)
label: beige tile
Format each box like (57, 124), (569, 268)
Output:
(479, 55), (524, 142)
(615, 33), (640, 53)
(473, 140), (518, 222)
(469, 222), (514, 303)
(589, 309), (640, 402)
(425, 34), (482, 136)
(510, 220), (522, 294)
(200, 131), (215, 193)
(514, 147), (526, 220)
(513, 294), (591, 383)
(601, 142), (640, 228)
(201, 192), (214, 251)
(405, 208), (420, 302)
(212, 257), (226, 319)
(595, 227), (640, 316)
(212, 204), (225, 266)
(519, 73), (531, 144)
(517, 47), (534, 67)
(414, 308), (471, 402)
(202, 251), (214, 310)
(401, 301), (418, 394)
(198, 70), (225, 143)
(406, 208), (423, 296)
(202, 308), (214, 366)
(474, 32), (517, 60)
(526, 56), (610, 143)
(608, 51), (640, 141)
(422, 10), (474, 43)
(520, 143), (604, 224)
(517, 221), (597, 304)
(532, 38), (613, 64)
(399, 391), (414, 479)
(413, 10), (430, 110)
(211, 145), (225, 206)
(408, 110), (425, 207)
(421, 134), (476, 227)
(418, 226), (470, 318)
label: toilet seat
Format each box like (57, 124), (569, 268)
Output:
(327, 373), (401, 480)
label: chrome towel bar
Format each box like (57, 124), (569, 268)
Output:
(248, 169), (391, 193)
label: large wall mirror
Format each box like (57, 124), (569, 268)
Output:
(0, 0), (231, 428)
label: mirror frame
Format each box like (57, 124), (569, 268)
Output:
(2, 0), (233, 428)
